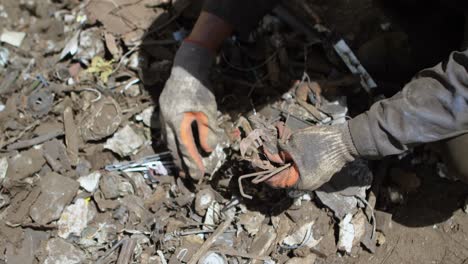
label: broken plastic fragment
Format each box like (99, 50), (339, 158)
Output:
(151, 161), (169, 176)
(282, 222), (321, 249)
(60, 31), (80, 60)
(195, 189), (215, 216)
(78, 171), (102, 193)
(0, 30), (26, 47)
(199, 252), (227, 264)
(135, 106), (155, 128)
(204, 201), (221, 227)
(337, 214), (355, 254)
(0, 47), (9, 67)
(0, 157), (7, 185)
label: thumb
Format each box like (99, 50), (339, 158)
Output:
(195, 113), (218, 153)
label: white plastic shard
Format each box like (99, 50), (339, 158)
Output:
(0, 30), (26, 47)
(104, 125), (144, 157)
(78, 171), (102, 193)
(0, 157), (7, 184)
(337, 214), (355, 254)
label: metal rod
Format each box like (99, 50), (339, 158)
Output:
(252, 163), (292, 184)
(238, 170), (271, 199)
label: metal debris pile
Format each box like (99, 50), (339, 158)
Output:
(0, 0), (456, 263)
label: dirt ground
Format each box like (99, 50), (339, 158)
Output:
(0, 0), (467, 263)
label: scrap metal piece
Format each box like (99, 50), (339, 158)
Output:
(105, 152), (174, 174)
(333, 39), (377, 92)
(117, 238), (137, 264)
(6, 129), (64, 151)
(27, 89), (54, 117)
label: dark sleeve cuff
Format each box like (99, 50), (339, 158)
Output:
(348, 113), (380, 158)
(203, 0), (280, 37)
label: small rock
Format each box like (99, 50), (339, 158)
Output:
(194, 188), (215, 216)
(6, 148), (46, 183)
(43, 238), (86, 264)
(6, 229), (50, 264)
(79, 223), (117, 248)
(239, 210), (265, 236)
(80, 97), (122, 142)
(76, 159), (92, 177)
(104, 125), (144, 157)
(285, 254), (317, 264)
(376, 231), (386, 246)
(29, 172), (79, 225)
(375, 210), (393, 234)
(120, 195), (148, 221)
(78, 171), (101, 193)
(123, 83), (141, 97)
(315, 191), (358, 220)
(126, 172), (152, 199)
(57, 198), (90, 239)
(100, 173), (121, 199)
(351, 211), (367, 246)
(118, 181), (134, 196)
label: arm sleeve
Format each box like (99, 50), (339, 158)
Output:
(349, 48), (468, 158)
(202, 0), (280, 36)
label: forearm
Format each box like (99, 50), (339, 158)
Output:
(187, 0), (280, 52)
(203, 0), (280, 38)
(349, 49), (468, 158)
(186, 11), (233, 52)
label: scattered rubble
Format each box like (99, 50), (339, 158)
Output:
(0, 0), (463, 263)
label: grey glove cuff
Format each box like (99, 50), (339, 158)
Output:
(348, 114), (380, 158)
(340, 123), (360, 159)
(173, 41), (216, 82)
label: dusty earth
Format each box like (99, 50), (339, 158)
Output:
(0, 0), (467, 263)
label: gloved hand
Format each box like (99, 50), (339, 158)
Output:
(263, 123), (358, 190)
(159, 41), (220, 180)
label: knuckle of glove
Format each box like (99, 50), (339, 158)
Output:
(280, 126), (349, 191)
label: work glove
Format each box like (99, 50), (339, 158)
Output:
(159, 41), (219, 180)
(263, 123), (359, 190)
